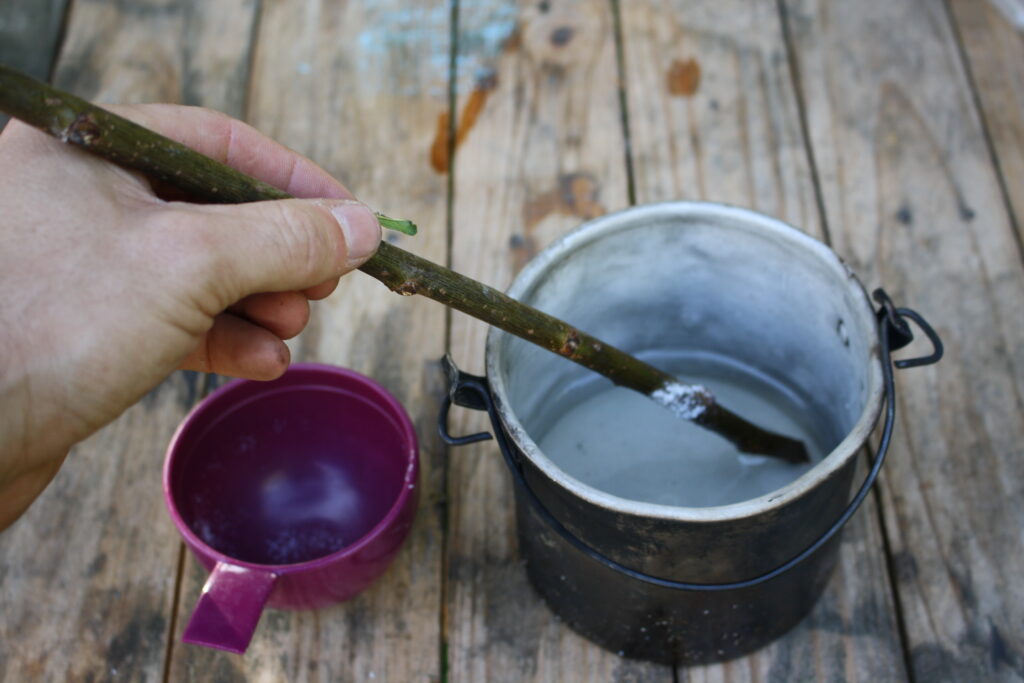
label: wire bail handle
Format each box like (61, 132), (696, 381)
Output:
(438, 288), (942, 591)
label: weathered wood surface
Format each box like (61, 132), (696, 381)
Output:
(948, 0), (1024, 237)
(623, 0), (821, 231)
(0, 0), (69, 128)
(3, 0), (1024, 680)
(784, 0), (1024, 680)
(0, 1), (258, 681)
(620, 1), (906, 680)
(164, 1), (451, 680)
(445, 0), (668, 681)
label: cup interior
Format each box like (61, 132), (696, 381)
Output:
(166, 366), (415, 566)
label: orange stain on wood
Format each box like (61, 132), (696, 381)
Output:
(429, 111), (451, 173)
(515, 172), (605, 270)
(503, 26), (522, 52)
(667, 57), (701, 97)
(457, 84), (489, 147)
(523, 172), (605, 230)
(429, 77), (497, 174)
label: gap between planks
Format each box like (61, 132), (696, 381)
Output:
(776, 0), (1022, 679)
(609, 0), (638, 207)
(773, 0), (918, 676)
(156, 2), (274, 675)
(776, 0), (832, 246)
(440, 1), (461, 682)
(161, 544), (188, 683)
(160, 370), (219, 680)
(47, 0), (75, 83)
(871, 472), (919, 682)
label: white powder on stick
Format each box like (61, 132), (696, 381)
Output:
(651, 381), (712, 420)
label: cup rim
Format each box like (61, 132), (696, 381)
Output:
(485, 200), (885, 523)
(162, 362), (419, 572)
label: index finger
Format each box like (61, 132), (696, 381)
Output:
(105, 104), (352, 200)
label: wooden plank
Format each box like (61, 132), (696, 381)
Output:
(165, 1), (450, 679)
(948, 0), (1024, 238)
(0, 2), (259, 680)
(0, 0), (68, 80)
(620, 1), (907, 679)
(783, 0), (1024, 679)
(0, 382), (199, 681)
(0, 0), (69, 127)
(446, 0), (671, 680)
(623, 0), (821, 231)
(52, 0), (259, 114)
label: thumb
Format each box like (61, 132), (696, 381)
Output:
(166, 198), (381, 306)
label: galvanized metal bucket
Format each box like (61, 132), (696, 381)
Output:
(440, 202), (941, 665)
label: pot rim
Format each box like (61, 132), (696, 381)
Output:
(485, 200), (884, 522)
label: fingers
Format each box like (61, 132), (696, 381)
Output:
(304, 277), (341, 300)
(109, 105), (382, 313)
(153, 196), (380, 311)
(230, 291), (310, 340)
(104, 104), (352, 199)
(179, 313), (291, 380)
(104, 105), (379, 379)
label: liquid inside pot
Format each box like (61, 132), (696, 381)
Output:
(532, 349), (839, 508)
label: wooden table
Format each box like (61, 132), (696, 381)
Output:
(2, 0), (1022, 680)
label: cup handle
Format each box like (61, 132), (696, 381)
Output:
(182, 561), (277, 654)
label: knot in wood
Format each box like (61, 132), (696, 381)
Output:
(559, 330), (581, 357)
(64, 112), (101, 145)
(396, 281), (418, 296)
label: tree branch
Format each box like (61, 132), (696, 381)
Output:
(0, 64), (807, 463)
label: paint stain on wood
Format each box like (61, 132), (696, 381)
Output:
(429, 112), (451, 173)
(514, 172), (605, 269)
(430, 74), (498, 173)
(667, 57), (701, 97)
(523, 172), (605, 229)
(504, 26), (522, 52)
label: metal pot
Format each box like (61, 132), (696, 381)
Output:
(440, 202), (941, 665)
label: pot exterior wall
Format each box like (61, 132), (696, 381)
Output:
(485, 202), (884, 664)
(510, 432), (856, 664)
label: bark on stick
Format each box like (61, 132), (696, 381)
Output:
(0, 64), (808, 463)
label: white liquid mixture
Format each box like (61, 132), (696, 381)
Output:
(533, 350), (834, 508)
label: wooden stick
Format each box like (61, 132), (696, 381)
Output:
(0, 64), (808, 463)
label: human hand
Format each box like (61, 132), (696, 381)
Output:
(0, 104), (381, 528)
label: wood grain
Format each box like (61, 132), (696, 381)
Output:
(784, 0), (1024, 679)
(53, 0), (258, 113)
(0, 0), (69, 127)
(0, 382), (198, 682)
(0, 1), (260, 680)
(620, 1), (906, 679)
(622, 0), (821, 232)
(445, 0), (670, 680)
(5, 0), (1023, 678)
(165, 0), (451, 679)
(948, 0), (1024, 240)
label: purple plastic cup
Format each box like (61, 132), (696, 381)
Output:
(163, 363), (419, 654)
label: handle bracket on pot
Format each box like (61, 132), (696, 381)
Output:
(439, 354), (496, 446)
(874, 289), (944, 367)
(438, 289), (942, 591)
